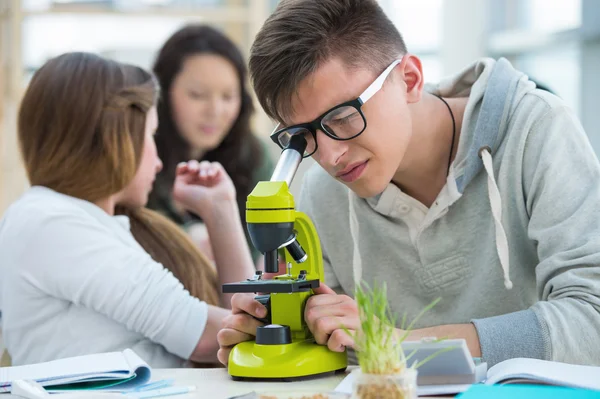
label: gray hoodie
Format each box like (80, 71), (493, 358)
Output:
(298, 58), (600, 367)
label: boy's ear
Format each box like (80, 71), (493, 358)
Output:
(398, 54), (425, 104)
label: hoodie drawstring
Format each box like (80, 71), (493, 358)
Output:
(480, 147), (513, 289)
(348, 190), (363, 287)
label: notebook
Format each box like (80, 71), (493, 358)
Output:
(0, 349), (151, 393)
(335, 357), (600, 396)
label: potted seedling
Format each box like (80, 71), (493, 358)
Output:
(349, 283), (444, 399)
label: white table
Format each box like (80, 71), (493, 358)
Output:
(146, 368), (351, 399)
(5, 368), (453, 398)
(4, 369), (349, 399)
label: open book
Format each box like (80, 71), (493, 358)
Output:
(335, 358), (600, 396)
(0, 349), (151, 393)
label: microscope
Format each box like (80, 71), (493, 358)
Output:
(222, 135), (348, 380)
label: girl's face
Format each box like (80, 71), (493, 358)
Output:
(118, 106), (163, 207)
(169, 54), (242, 156)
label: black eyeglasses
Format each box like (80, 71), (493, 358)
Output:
(270, 58), (402, 157)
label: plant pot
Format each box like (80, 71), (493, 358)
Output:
(352, 368), (417, 399)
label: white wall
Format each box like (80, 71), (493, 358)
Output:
(441, 0), (488, 76)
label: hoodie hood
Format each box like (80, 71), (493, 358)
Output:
(427, 58), (536, 193)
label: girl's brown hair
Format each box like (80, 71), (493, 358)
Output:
(117, 207), (220, 305)
(19, 52), (155, 202)
(18, 52), (220, 306)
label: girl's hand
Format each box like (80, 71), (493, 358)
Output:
(173, 160), (236, 220)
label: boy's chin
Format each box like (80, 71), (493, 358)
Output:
(346, 180), (387, 199)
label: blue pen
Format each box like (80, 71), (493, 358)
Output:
(130, 385), (196, 399)
(133, 379), (175, 392)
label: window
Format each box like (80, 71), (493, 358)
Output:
(487, 0), (583, 115)
(23, 15), (190, 74)
(525, 0), (581, 33)
(378, 0), (444, 83)
(20, 1), (259, 81)
(514, 44), (580, 113)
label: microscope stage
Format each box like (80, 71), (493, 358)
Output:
(222, 279), (319, 293)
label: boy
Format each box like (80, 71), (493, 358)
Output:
(217, 0), (600, 367)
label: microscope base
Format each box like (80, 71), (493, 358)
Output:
(227, 339), (348, 380)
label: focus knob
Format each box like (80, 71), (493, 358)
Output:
(256, 324), (292, 345)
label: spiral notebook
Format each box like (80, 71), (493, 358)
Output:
(0, 349), (151, 393)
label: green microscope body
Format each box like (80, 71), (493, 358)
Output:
(222, 136), (348, 380)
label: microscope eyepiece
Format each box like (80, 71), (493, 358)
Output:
(286, 134), (308, 155)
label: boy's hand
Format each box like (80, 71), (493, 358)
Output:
(217, 284), (359, 365)
(305, 284), (360, 352)
(217, 293), (267, 366)
(173, 160), (236, 221)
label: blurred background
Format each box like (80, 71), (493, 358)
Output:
(0, 0), (599, 215)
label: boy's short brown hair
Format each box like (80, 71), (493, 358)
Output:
(249, 0), (407, 124)
(18, 52), (157, 202)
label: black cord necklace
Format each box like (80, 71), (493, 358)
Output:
(432, 93), (456, 176)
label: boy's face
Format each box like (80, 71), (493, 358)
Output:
(286, 56), (423, 198)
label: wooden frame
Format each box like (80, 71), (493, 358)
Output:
(0, 3), (5, 214)
(1, 0), (25, 216)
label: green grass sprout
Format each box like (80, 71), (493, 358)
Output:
(347, 281), (448, 374)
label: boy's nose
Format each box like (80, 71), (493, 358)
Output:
(314, 130), (348, 167)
